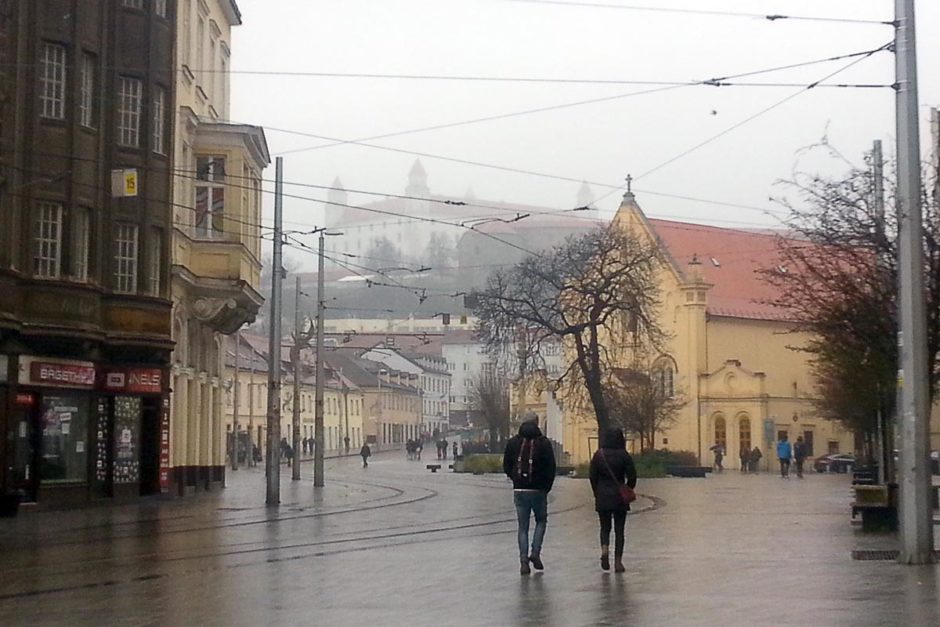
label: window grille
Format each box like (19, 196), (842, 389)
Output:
(118, 77), (142, 147)
(34, 202), (63, 278)
(40, 43), (66, 119)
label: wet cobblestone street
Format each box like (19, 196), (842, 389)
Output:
(1, 452), (938, 626)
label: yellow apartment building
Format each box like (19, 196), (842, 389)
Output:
(563, 192), (856, 468)
(168, 0), (269, 493)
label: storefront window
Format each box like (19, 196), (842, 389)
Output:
(39, 394), (89, 483)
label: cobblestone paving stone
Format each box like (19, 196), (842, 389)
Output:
(1, 453), (938, 626)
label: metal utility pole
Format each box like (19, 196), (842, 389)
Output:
(248, 341), (255, 467)
(894, 0), (933, 564)
(314, 230), (326, 487)
(232, 330), (240, 471)
(291, 275), (302, 481)
(265, 156), (285, 505)
(872, 140), (886, 486)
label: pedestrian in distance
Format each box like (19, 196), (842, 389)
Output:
(441, 438), (449, 460)
(750, 446), (762, 473)
(709, 442), (724, 473)
(360, 443), (371, 468)
(793, 435), (808, 479)
(503, 415), (556, 576)
(777, 434), (792, 478)
(740, 445), (750, 473)
(589, 427), (637, 573)
(452, 441), (459, 459)
(344, 435), (350, 455)
(416, 439), (422, 460)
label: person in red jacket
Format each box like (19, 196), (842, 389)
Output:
(503, 416), (556, 575)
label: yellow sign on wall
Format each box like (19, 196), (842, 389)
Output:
(111, 168), (138, 197)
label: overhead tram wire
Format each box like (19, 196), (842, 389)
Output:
(507, 0), (895, 25)
(271, 46), (894, 158)
(592, 41), (894, 205)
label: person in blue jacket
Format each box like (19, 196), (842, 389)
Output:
(777, 434), (792, 479)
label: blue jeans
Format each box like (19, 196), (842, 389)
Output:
(513, 490), (548, 558)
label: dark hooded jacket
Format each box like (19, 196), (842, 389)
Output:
(589, 428), (638, 512)
(503, 421), (556, 492)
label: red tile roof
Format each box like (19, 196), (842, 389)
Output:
(646, 218), (793, 321)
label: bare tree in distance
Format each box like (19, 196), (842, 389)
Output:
(605, 368), (686, 453)
(472, 225), (663, 433)
(761, 145), (940, 453)
(468, 370), (511, 451)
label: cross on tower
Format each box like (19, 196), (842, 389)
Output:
(625, 174), (633, 194)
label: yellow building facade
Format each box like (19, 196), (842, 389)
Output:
(563, 193), (855, 468)
(168, 0), (269, 492)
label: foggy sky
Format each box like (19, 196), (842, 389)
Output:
(229, 0), (940, 270)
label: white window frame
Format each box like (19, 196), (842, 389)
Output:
(118, 76), (142, 148)
(194, 156), (226, 238)
(148, 228), (162, 296)
(71, 207), (90, 282)
(40, 43), (66, 120)
(79, 52), (95, 128)
(152, 86), (166, 154)
(154, 0), (168, 18)
(34, 202), (63, 279)
(114, 223), (139, 294)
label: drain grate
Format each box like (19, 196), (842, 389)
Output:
(852, 549), (940, 561)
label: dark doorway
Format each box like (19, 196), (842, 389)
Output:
(9, 401), (39, 502)
(139, 398), (160, 495)
(802, 430), (815, 457)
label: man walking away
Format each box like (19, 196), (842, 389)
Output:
(750, 447), (762, 473)
(793, 436), (807, 479)
(709, 442), (724, 473)
(740, 445), (750, 473)
(777, 435), (792, 479)
(360, 443), (371, 468)
(503, 416), (556, 575)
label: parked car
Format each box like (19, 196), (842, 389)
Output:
(814, 453), (855, 473)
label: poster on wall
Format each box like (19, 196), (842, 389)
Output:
(113, 396), (141, 484)
(39, 395), (89, 483)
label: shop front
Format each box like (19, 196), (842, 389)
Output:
(2, 356), (168, 508)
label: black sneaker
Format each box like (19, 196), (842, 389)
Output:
(529, 554), (544, 570)
(520, 560), (531, 575)
(600, 555), (610, 571)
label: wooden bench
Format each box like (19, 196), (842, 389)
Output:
(426, 464), (442, 473)
(852, 484), (898, 532)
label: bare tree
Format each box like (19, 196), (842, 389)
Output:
(472, 225), (663, 432)
(761, 147), (940, 450)
(468, 370), (511, 450)
(605, 368), (686, 452)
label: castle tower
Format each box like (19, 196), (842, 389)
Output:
(325, 177), (348, 228)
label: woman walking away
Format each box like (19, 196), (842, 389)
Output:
(589, 428), (637, 573)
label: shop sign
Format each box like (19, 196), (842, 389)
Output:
(29, 361), (96, 387)
(15, 392), (36, 407)
(103, 368), (163, 394)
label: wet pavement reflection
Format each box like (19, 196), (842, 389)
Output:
(0, 452), (938, 626)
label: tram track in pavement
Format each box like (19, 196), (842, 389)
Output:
(0, 497), (592, 601)
(0, 456), (661, 600)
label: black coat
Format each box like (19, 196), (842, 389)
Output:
(502, 421), (556, 492)
(589, 447), (638, 513)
